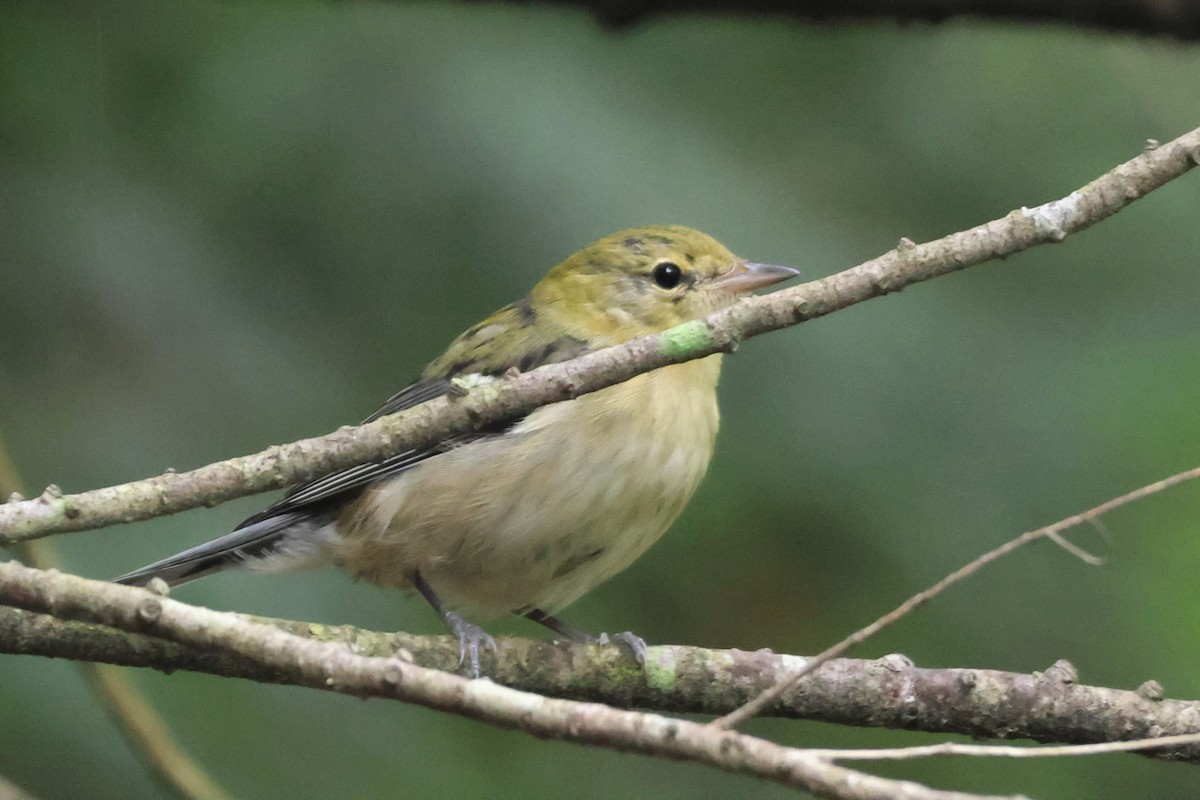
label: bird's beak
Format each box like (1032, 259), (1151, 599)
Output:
(713, 262), (800, 294)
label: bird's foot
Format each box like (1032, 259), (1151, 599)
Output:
(444, 611), (497, 678)
(523, 609), (646, 664)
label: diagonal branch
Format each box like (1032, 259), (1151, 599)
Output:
(1, 127), (1197, 546)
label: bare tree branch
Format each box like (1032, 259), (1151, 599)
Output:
(0, 563), (1015, 800)
(492, 0), (1200, 41)
(1, 127), (1197, 546)
(4, 599), (1200, 763)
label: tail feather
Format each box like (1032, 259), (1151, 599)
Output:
(114, 512), (317, 588)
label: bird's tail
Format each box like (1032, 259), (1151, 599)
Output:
(114, 511), (330, 588)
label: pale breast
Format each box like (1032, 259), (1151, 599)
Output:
(335, 356), (723, 618)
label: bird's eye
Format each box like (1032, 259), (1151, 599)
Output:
(651, 262), (683, 289)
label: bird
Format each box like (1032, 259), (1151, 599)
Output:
(116, 226), (797, 675)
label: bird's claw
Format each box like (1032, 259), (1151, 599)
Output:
(521, 608), (646, 665)
(597, 630), (647, 664)
(444, 612), (497, 678)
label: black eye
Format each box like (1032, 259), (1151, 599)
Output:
(651, 262), (683, 289)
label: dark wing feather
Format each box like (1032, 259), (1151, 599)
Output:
(238, 378), (465, 527)
(361, 378), (456, 424)
(114, 511), (321, 586)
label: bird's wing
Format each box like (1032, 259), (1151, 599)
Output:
(237, 305), (589, 528)
(116, 301), (590, 588)
(115, 379), (470, 587)
(234, 378), (471, 528)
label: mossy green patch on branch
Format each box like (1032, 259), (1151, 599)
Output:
(659, 320), (715, 362)
(643, 647), (680, 691)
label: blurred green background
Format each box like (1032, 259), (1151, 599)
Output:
(3, 1), (1200, 798)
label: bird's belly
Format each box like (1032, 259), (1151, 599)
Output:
(334, 359), (721, 618)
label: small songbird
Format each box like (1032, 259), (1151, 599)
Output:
(117, 226), (797, 674)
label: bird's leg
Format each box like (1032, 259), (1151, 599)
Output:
(524, 608), (647, 664)
(524, 609), (591, 641)
(412, 570), (496, 678)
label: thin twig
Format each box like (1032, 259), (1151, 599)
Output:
(1, 127), (1196, 545)
(812, 731), (1200, 761)
(710, 465), (1200, 729)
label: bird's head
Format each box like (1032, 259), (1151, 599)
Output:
(533, 225), (797, 342)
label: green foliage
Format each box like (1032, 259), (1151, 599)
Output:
(2, 2), (1199, 798)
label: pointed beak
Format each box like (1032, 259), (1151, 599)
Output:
(713, 261), (800, 294)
